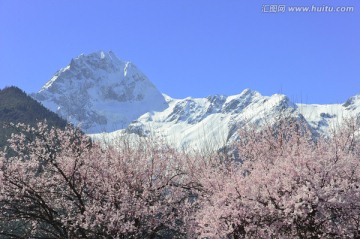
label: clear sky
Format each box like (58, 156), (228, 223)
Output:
(0, 0), (359, 104)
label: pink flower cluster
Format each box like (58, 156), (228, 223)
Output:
(1, 118), (359, 238)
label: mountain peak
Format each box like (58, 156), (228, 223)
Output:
(343, 94), (360, 109)
(78, 50), (118, 61)
(32, 51), (168, 133)
(68, 50), (125, 73)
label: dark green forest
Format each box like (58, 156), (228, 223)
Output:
(0, 86), (67, 149)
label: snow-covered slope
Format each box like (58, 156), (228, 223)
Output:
(32, 51), (168, 133)
(91, 89), (304, 151)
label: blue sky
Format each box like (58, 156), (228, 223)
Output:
(0, 0), (359, 104)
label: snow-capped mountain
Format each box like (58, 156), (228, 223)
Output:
(33, 51), (360, 151)
(32, 51), (168, 133)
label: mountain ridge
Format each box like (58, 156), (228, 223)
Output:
(92, 90), (360, 151)
(31, 51), (360, 150)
